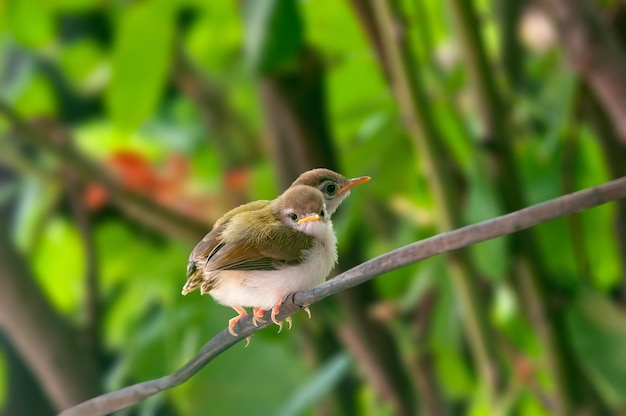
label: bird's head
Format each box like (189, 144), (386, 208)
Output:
(290, 168), (370, 216)
(274, 185), (329, 239)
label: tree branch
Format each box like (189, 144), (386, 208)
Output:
(60, 176), (626, 416)
(0, 101), (210, 242)
(173, 41), (262, 169)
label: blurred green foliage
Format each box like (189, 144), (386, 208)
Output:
(107, 1), (175, 131)
(1, 0), (626, 415)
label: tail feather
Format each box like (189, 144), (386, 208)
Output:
(181, 262), (207, 295)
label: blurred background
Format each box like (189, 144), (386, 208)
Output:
(1, 0), (626, 415)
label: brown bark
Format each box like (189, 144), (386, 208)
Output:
(257, 47), (416, 415)
(542, 0), (626, 145)
(0, 165), (101, 411)
(173, 43), (262, 170)
(258, 48), (338, 188)
(0, 332), (55, 416)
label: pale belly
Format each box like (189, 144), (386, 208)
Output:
(208, 241), (337, 309)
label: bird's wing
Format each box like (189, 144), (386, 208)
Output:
(205, 210), (314, 271)
(182, 207), (314, 295)
(182, 223), (225, 294)
(213, 200), (270, 228)
(184, 200), (271, 279)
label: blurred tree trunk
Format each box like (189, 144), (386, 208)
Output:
(0, 163), (101, 411)
(541, 0), (626, 145)
(370, 0), (502, 405)
(0, 333), (55, 416)
(258, 48), (337, 188)
(174, 42), (262, 172)
(446, 0), (572, 412)
(257, 47), (416, 415)
(496, 0), (526, 89)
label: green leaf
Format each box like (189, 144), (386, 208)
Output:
(467, 391), (490, 416)
(434, 346), (474, 400)
(243, 0), (304, 75)
(576, 129), (620, 290)
(0, 349), (6, 409)
(465, 164), (508, 280)
(185, 2), (242, 70)
(7, 0), (54, 48)
(566, 292), (626, 406)
(355, 384), (395, 416)
(107, 1), (175, 131)
(171, 320), (314, 414)
(14, 73), (58, 118)
(277, 352), (352, 416)
(517, 390), (552, 416)
(59, 39), (106, 92)
(32, 217), (84, 314)
(54, 0), (98, 12)
(430, 274), (474, 400)
(13, 178), (60, 253)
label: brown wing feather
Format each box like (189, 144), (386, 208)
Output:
(205, 208), (313, 270)
(182, 223), (225, 295)
(213, 200), (269, 228)
(181, 206), (314, 295)
(185, 200), (271, 278)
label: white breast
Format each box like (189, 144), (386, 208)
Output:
(208, 223), (337, 310)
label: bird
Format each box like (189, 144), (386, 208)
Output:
(207, 168), (371, 230)
(182, 169), (370, 338)
(289, 168), (371, 217)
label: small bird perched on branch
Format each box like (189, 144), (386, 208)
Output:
(182, 169), (370, 338)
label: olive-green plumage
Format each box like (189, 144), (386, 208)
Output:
(183, 202), (315, 294)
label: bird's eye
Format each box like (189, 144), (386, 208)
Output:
(324, 183), (337, 195)
(320, 210), (325, 217)
(290, 213), (299, 222)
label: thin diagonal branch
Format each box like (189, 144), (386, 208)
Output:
(173, 41), (262, 169)
(0, 101), (210, 242)
(59, 176), (626, 416)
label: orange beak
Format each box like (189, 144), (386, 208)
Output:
(297, 214), (323, 224)
(338, 176), (371, 195)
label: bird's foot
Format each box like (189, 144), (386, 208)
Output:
(292, 293), (312, 319)
(271, 300), (282, 326)
(228, 306), (248, 336)
(274, 316), (293, 334)
(244, 336), (252, 348)
(252, 307), (266, 326)
(271, 304), (282, 332)
(271, 299), (293, 333)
